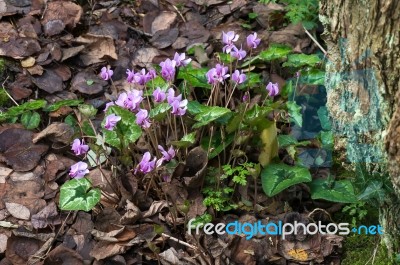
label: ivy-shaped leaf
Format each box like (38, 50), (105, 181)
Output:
(301, 69), (325, 85)
(261, 163), (312, 197)
(309, 178), (357, 203)
(59, 178), (101, 211)
(44, 99), (83, 112)
(358, 181), (386, 202)
(283, 54), (321, 68)
(259, 44), (292, 61)
(287, 101), (303, 127)
(187, 101), (208, 116)
(6, 100), (47, 117)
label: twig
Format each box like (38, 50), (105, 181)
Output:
(126, 24), (153, 38)
(161, 233), (197, 249)
(307, 208), (334, 223)
(2, 76), (19, 106)
(172, 5), (186, 23)
(303, 26), (327, 55)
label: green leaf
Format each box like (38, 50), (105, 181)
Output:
(59, 178), (101, 211)
(218, 53), (234, 64)
(248, 12), (258, 19)
(171, 132), (196, 148)
(187, 101), (208, 116)
(86, 80), (94, 85)
(301, 69), (325, 85)
(358, 181), (386, 202)
(193, 106), (231, 129)
(6, 100), (47, 117)
(146, 76), (169, 91)
(287, 101), (302, 127)
(320, 131), (334, 149)
(261, 163), (312, 197)
(259, 44), (292, 61)
(82, 121), (96, 137)
(104, 106), (142, 149)
(21, 111), (40, 130)
(239, 72), (262, 90)
(278, 135), (298, 147)
(309, 179), (357, 203)
(201, 133), (234, 159)
(44, 99), (83, 112)
(149, 103), (171, 120)
(317, 106), (331, 130)
(177, 67), (209, 88)
(283, 54), (321, 68)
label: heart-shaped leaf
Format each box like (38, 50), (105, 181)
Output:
(309, 178), (357, 203)
(192, 106), (231, 128)
(59, 178), (101, 211)
(261, 163), (311, 197)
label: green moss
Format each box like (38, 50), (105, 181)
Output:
(342, 234), (395, 265)
(0, 88), (9, 106)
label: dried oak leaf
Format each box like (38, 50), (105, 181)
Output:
(41, 1), (82, 36)
(74, 34), (117, 66)
(0, 0), (30, 18)
(44, 244), (84, 265)
(150, 28), (179, 49)
(70, 71), (108, 95)
(0, 128), (48, 172)
(151, 11), (177, 34)
(8, 73), (33, 100)
(33, 122), (74, 145)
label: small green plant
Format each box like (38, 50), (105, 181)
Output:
(342, 202), (368, 227)
(259, 0), (320, 29)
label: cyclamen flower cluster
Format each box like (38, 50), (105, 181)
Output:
(159, 52), (191, 81)
(135, 146), (176, 174)
(69, 139), (90, 179)
(221, 31), (260, 60)
(126, 68), (156, 85)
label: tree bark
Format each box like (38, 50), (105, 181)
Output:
(319, 0), (400, 254)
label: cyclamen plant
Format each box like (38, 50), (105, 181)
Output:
(61, 30), (288, 213)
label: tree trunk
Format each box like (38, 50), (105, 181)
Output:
(319, 0), (400, 255)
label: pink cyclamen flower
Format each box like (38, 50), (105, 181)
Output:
(126, 69), (135, 83)
(158, 145), (175, 162)
(136, 152), (156, 174)
(231, 70), (246, 84)
(160, 59), (176, 81)
(71, 139), (89, 156)
(104, 101), (115, 112)
(242, 94), (249, 102)
(115, 90), (143, 112)
(166, 88), (181, 104)
(136, 109), (151, 128)
(170, 98), (188, 116)
(104, 114), (121, 130)
(173, 52), (192, 67)
(69, 161), (89, 179)
(266, 82), (279, 97)
(147, 69), (157, 80)
(222, 31), (239, 53)
(246, 32), (261, 49)
(100, 66), (113, 81)
(231, 45), (247, 60)
(206, 64), (230, 85)
(134, 69), (149, 85)
(153, 87), (166, 102)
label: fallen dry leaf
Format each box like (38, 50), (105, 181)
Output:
(0, 234), (8, 253)
(41, 1), (82, 36)
(70, 71), (108, 95)
(0, 22), (41, 59)
(0, 128), (48, 172)
(75, 34), (118, 66)
(151, 11), (177, 34)
(33, 122), (74, 145)
(31, 69), (64, 94)
(31, 202), (61, 229)
(44, 244), (84, 265)
(8, 73), (33, 100)
(6, 202), (31, 220)
(6, 234), (42, 265)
